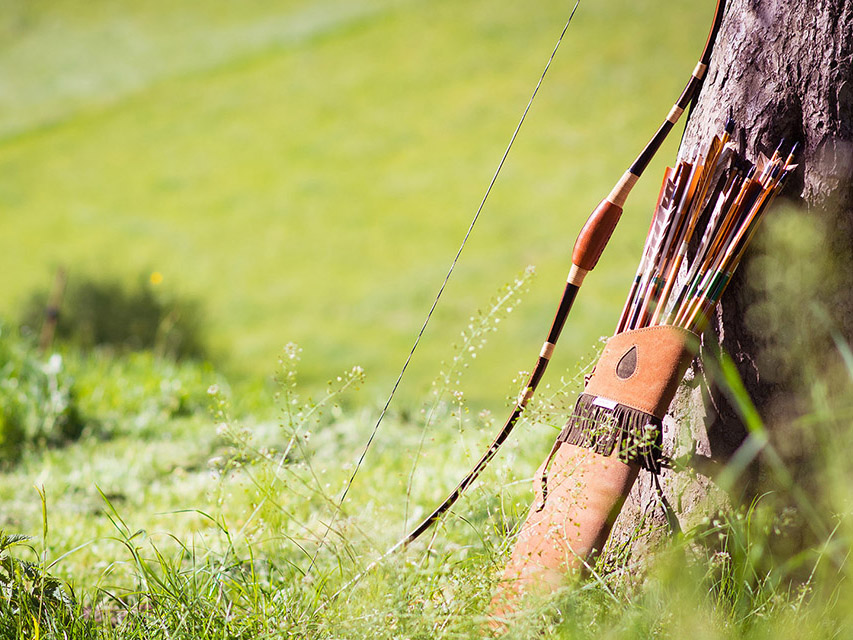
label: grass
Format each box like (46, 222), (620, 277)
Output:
(2, 204), (852, 637)
(0, 0), (713, 404)
(0, 308), (850, 638)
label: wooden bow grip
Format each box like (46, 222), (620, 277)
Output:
(570, 171), (638, 279)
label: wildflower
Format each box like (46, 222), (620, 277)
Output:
(44, 353), (63, 375)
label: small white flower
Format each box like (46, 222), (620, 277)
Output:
(44, 354), (63, 375)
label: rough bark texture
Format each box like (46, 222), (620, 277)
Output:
(606, 0), (853, 559)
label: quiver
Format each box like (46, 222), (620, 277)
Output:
(556, 325), (699, 471)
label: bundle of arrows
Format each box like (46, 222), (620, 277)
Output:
(556, 121), (797, 473)
(617, 119), (797, 336)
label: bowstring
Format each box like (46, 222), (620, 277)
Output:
(303, 0), (582, 577)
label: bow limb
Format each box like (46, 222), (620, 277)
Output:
(398, 282), (580, 548)
(397, 0), (728, 550)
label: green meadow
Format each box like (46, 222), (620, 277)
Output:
(0, 0), (711, 402)
(3, 1), (851, 638)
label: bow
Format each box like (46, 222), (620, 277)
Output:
(394, 0), (728, 550)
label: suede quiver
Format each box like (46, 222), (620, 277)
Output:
(557, 325), (699, 470)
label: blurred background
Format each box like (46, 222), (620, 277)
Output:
(0, 0), (713, 405)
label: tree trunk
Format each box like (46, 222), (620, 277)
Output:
(607, 0), (853, 558)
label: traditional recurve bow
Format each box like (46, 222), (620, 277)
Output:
(394, 0), (728, 551)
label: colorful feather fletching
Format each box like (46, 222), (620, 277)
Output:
(616, 122), (796, 335)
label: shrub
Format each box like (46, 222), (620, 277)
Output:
(0, 531), (89, 638)
(0, 325), (85, 464)
(19, 272), (209, 362)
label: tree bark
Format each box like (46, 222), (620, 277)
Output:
(606, 0), (853, 558)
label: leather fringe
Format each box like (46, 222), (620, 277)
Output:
(557, 392), (662, 472)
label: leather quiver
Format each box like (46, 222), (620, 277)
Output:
(557, 325), (699, 470)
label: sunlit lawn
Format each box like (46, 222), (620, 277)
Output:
(0, 0), (712, 405)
